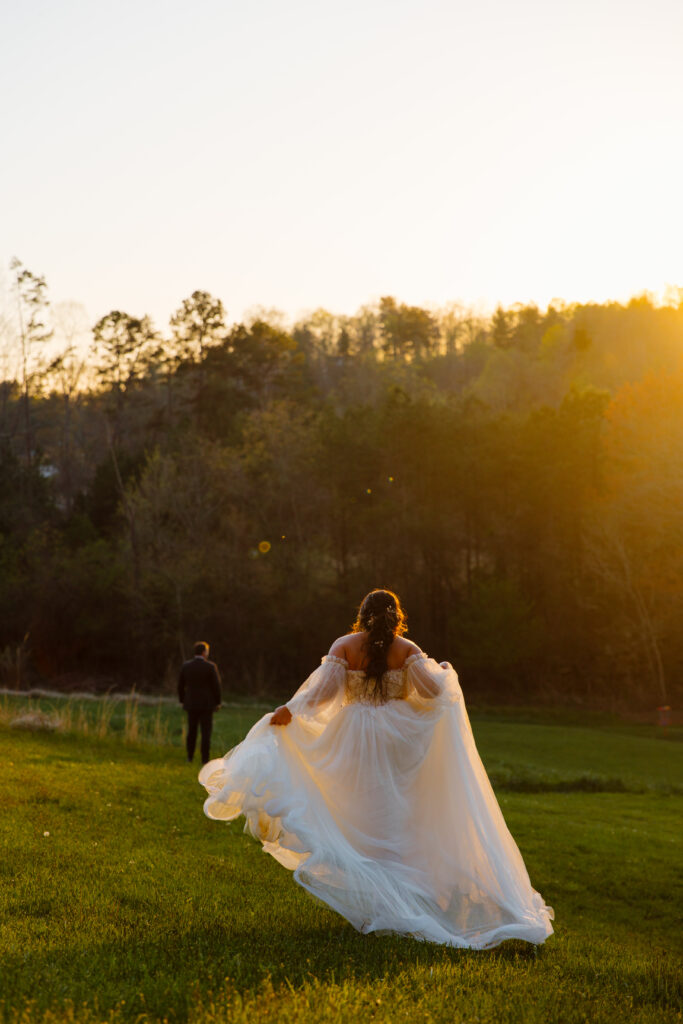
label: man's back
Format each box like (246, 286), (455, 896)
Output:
(179, 656), (222, 711)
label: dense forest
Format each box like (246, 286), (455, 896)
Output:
(1, 261), (682, 711)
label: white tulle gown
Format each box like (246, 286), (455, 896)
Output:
(199, 653), (555, 949)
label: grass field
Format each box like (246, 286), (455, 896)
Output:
(0, 698), (681, 1023)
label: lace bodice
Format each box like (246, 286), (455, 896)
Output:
(323, 653), (426, 706)
(344, 668), (408, 704)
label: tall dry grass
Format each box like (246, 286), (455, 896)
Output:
(1, 692), (170, 746)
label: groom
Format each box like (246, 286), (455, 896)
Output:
(178, 641), (222, 764)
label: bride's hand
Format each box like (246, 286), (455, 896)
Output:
(270, 705), (292, 727)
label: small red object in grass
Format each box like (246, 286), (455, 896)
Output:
(656, 705), (671, 729)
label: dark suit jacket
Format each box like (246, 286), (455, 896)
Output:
(178, 656), (222, 712)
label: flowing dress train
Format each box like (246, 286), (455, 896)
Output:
(198, 653), (554, 949)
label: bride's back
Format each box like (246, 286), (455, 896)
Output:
(334, 631), (420, 673)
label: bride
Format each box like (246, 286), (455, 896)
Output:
(199, 589), (554, 949)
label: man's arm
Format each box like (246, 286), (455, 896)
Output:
(211, 663), (222, 709)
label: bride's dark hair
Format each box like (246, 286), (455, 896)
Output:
(352, 589), (407, 701)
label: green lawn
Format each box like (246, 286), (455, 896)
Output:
(0, 703), (681, 1023)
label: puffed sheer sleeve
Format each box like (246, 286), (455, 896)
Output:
(285, 655), (347, 722)
(405, 652), (463, 708)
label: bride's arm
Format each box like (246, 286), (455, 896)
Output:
(406, 652), (461, 703)
(271, 646), (347, 726)
(410, 655), (442, 698)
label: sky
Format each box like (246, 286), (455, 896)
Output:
(2, 0), (683, 332)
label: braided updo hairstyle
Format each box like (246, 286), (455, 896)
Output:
(351, 589), (408, 702)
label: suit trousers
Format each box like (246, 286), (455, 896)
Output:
(186, 709), (213, 764)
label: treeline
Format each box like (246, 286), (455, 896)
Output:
(1, 266), (682, 710)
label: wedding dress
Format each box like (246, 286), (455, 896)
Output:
(199, 653), (554, 949)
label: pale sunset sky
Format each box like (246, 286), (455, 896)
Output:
(1, 0), (682, 330)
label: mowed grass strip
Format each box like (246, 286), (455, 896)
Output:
(0, 711), (681, 1024)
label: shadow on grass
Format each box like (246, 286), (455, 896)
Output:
(491, 773), (632, 793)
(0, 918), (544, 1021)
(489, 772), (682, 795)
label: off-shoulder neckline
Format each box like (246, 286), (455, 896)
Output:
(322, 652), (428, 670)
